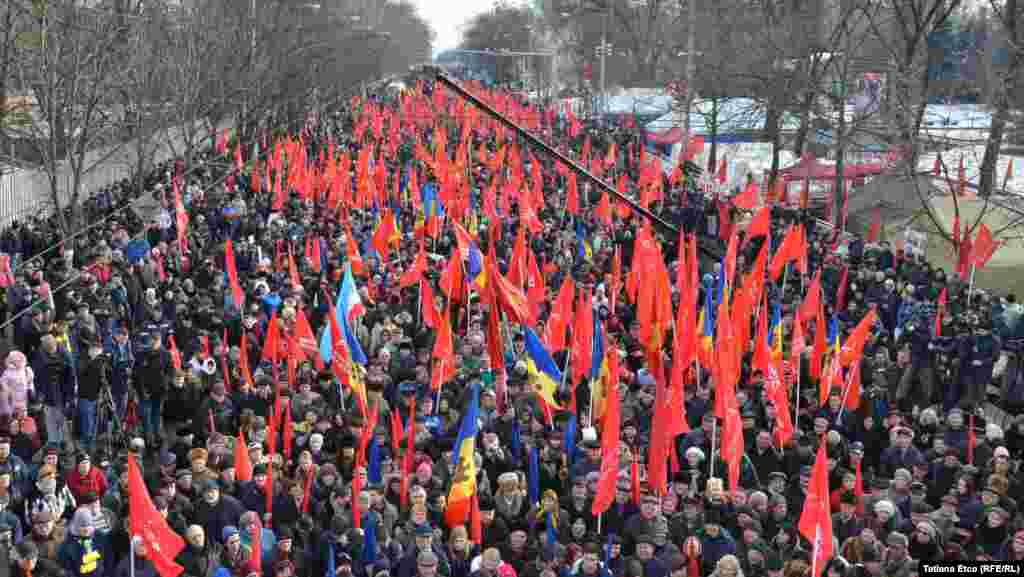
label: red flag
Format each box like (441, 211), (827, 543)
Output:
(469, 493), (482, 545)
(261, 311), (284, 363)
(867, 207), (881, 243)
(811, 304), (826, 382)
(310, 237), (322, 274)
(968, 414), (977, 465)
(717, 157), (728, 184)
(235, 431), (253, 482)
(547, 277), (574, 352)
(301, 468), (314, 514)
(745, 205), (771, 244)
(400, 250), (427, 288)
(717, 201), (733, 242)
(934, 288), (947, 337)
(439, 253), (464, 302)
(293, 309), (323, 370)
(839, 310), (878, 367)
(419, 279), (438, 329)
(800, 269), (822, 326)
(933, 154), (941, 177)
(282, 401), (294, 461)
(595, 191), (612, 228)
(288, 248), (302, 290)
(225, 239), (245, 308)
(347, 227), (365, 276)
(769, 224), (807, 280)
(958, 232), (974, 281)
(167, 336), (182, 373)
(765, 360), (794, 448)
(174, 178), (189, 255)
(390, 409), (404, 456)
(128, 455), (186, 577)
(722, 400), (744, 496)
(1006, 157), (1015, 188)
(973, 223), (998, 268)
(592, 354), (621, 516)
(566, 172), (579, 215)
(799, 442), (834, 577)
(733, 181), (759, 210)
(789, 308), (806, 375)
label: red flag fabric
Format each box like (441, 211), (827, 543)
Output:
(128, 455), (186, 577)
(174, 178), (189, 255)
(225, 239), (245, 308)
(791, 309), (806, 360)
(469, 493), (483, 545)
(733, 181), (759, 210)
(547, 277), (574, 352)
(167, 336), (182, 373)
(958, 232), (974, 281)
(798, 442), (834, 577)
(745, 205), (771, 244)
(261, 312), (284, 363)
(288, 249), (302, 290)
(282, 401), (294, 461)
(768, 225), (806, 280)
(867, 207), (881, 243)
(717, 201), (733, 242)
(934, 288), (947, 337)
(235, 431), (253, 482)
(419, 279), (439, 329)
(835, 266), (849, 310)
(839, 310), (878, 367)
(973, 223), (998, 268)
(933, 155), (941, 177)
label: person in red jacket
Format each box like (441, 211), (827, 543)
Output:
(64, 452), (108, 503)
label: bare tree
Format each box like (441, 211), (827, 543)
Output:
(978, 0), (1021, 196)
(7, 0), (133, 233)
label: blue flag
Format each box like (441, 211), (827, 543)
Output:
(367, 437), (382, 484)
(327, 543), (336, 577)
(363, 515), (378, 564)
(528, 446), (540, 506)
(564, 414), (577, 477)
(511, 421), (522, 465)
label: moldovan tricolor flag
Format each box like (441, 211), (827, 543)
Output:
(799, 442), (834, 577)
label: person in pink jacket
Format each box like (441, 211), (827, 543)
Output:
(0, 351), (34, 422)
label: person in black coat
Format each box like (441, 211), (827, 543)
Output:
(32, 336), (75, 452)
(192, 479), (246, 549)
(134, 333), (173, 447)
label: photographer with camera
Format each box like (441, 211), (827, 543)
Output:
(75, 342), (109, 455)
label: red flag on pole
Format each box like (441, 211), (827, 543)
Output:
(235, 430), (253, 482)
(973, 223), (999, 268)
(225, 239), (245, 308)
(592, 362), (621, 516)
(799, 442), (834, 577)
(867, 207), (881, 243)
(934, 288), (947, 337)
(128, 455), (186, 577)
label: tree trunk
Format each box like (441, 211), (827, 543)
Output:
(834, 97), (846, 230)
(764, 102), (781, 181)
(794, 91), (814, 157)
(979, 0), (1018, 196)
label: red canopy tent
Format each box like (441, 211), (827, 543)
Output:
(780, 153), (886, 182)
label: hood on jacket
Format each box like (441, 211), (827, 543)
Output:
(5, 350), (26, 370)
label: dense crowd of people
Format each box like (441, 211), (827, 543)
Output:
(0, 73), (1021, 577)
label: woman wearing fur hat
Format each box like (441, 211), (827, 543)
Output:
(0, 351), (33, 422)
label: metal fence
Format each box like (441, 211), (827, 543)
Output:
(0, 123), (211, 231)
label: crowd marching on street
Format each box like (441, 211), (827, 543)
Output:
(0, 71), (1021, 577)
